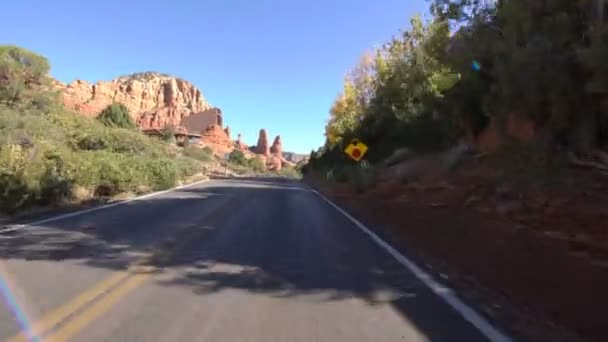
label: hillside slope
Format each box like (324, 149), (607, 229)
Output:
(0, 47), (207, 214)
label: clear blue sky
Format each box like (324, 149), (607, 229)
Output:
(3, 0), (429, 153)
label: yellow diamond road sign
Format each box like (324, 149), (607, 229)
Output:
(344, 139), (368, 162)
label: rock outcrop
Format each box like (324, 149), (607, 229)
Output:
(201, 124), (232, 147)
(270, 135), (283, 158)
(235, 133), (248, 150)
(254, 129), (270, 156)
(56, 72), (296, 162)
(57, 72), (211, 129)
(266, 155), (282, 171)
(224, 126), (231, 140)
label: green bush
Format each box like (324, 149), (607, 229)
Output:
(183, 146), (213, 162)
(277, 164), (301, 179)
(74, 128), (169, 156)
(0, 46), (51, 105)
(97, 103), (135, 129)
(77, 134), (107, 151)
(145, 158), (178, 190)
(247, 157), (265, 172)
(0, 45), (211, 214)
(202, 146), (214, 155)
(228, 149), (247, 166)
(0, 172), (32, 213)
(161, 126), (176, 142)
(174, 157), (202, 178)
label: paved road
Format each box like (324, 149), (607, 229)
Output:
(0, 177), (501, 342)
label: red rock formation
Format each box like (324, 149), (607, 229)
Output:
(255, 129), (270, 156)
(224, 126), (231, 140)
(235, 133), (249, 150)
(201, 124), (232, 147)
(266, 155), (282, 171)
(270, 135), (283, 158)
(57, 72), (211, 129)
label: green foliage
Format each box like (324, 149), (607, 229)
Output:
(227, 149), (248, 166)
(0, 46), (51, 105)
(183, 145), (213, 162)
(97, 103), (135, 129)
(323, 15), (459, 163)
(314, 0), (608, 175)
(247, 156), (265, 172)
(202, 146), (214, 155)
(0, 172), (32, 213)
(161, 125), (176, 142)
(174, 157), (202, 179)
(277, 164), (302, 179)
(179, 135), (190, 147)
(0, 47), (206, 213)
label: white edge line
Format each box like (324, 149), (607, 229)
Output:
(306, 185), (512, 342)
(2, 179), (210, 230)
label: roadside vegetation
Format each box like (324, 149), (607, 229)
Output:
(276, 164), (302, 179)
(0, 46), (206, 214)
(307, 0), (608, 185)
(224, 150), (263, 173)
(303, 3), (608, 339)
(222, 149), (301, 178)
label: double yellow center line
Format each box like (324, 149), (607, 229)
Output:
(9, 266), (153, 342)
(9, 235), (193, 341)
(9, 194), (237, 342)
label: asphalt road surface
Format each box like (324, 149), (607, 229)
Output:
(0, 177), (506, 342)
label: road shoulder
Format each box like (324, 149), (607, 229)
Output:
(304, 177), (590, 342)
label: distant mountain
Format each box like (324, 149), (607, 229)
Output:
(283, 152), (308, 163)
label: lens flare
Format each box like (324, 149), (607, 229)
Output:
(472, 60), (482, 71)
(0, 270), (40, 341)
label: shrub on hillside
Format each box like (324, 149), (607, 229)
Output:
(0, 172), (31, 213)
(202, 146), (214, 155)
(0, 45), (208, 214)
(97, 103), (135, 129)
(0, 46), (51, 105)
(161, 125), (176, 143)
(174, 157), (202, 178)
(228, 149), (247, 166)
(247, 156), (265, 172)
(183, 146), (213, 162)
(277, 164), (301, 179)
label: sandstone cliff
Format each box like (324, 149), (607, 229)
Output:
(56, 72), (212, 129)
(56, 72), (295, 163)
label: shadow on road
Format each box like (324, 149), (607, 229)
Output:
(0, 177), (486, 342)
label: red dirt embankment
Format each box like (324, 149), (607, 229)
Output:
(306, 163), (608, 342)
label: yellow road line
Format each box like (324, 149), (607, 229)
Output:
(45, 273), (151, 342)
(8, 271), (131, 342)
(9, 196), (237, 340)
